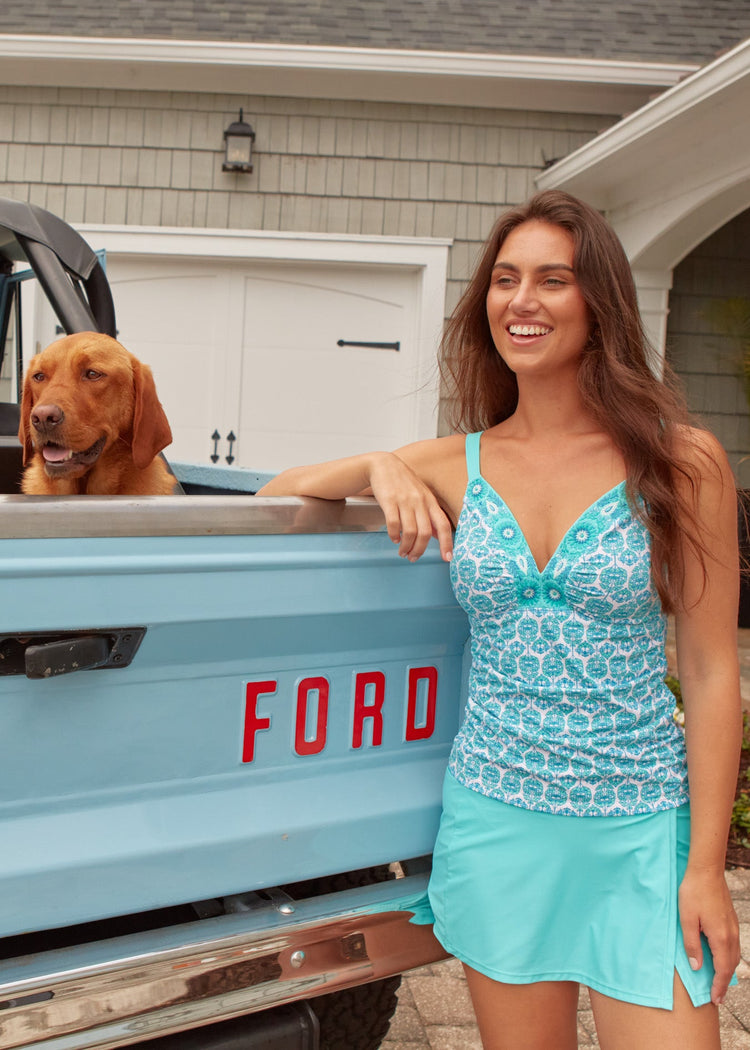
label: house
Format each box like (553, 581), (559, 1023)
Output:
(0, 2), (748, 476)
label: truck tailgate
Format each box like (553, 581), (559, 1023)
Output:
(0, 495), (468, 939)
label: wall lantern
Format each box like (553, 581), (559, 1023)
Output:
(222, 109), (256, 173)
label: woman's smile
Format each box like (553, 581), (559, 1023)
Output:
(506, 322), (554, 347)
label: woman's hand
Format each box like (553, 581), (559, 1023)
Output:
(678, 866), (740, 1004)
(369, 452), (454, 563)
(257, 448), (455, 563)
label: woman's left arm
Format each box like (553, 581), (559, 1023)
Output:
(675, 430), (743, 1005)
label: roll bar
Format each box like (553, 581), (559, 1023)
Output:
(0, 197), (116, 339)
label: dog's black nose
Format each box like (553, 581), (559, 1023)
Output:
(31, 403), (64, 430)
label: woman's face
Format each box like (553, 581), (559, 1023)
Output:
(485, 220), (591, 381)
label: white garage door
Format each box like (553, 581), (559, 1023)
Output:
(102, 254), (432, 473)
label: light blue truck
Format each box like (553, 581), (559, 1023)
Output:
(0, 201), (469, 1050)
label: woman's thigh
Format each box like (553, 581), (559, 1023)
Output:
(462, 964), (580, 1050)
(589, 972), (720, 1050)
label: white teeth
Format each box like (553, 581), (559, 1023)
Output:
(509, 324), (551, 336)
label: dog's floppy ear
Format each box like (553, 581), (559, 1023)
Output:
(18, 364), (37, 467)
(130, 357), (173, 470)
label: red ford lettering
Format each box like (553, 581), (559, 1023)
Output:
(294, 676), (329, 756)
(242, 666), (439, 762)
(242, 680), (277, 762)
(352, 670), (386, 749)
(405, 666), (438, 741)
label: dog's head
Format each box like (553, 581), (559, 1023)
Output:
(19, 332), (172, 479)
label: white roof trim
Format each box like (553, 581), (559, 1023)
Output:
(0, 34), (697, 85)
(0, 34), (698, 114)
(536, 36), (750, 276)
(537, 37), (750, 196)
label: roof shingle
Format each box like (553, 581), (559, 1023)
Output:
(1, 0), (748, 65)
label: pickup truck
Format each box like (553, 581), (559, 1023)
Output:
(0, 200), (469, 1050)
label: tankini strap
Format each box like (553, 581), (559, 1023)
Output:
(465, 431), (483, 482)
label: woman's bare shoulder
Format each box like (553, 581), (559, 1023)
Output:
(394, 433), (467, 470)
(673, 424), (733, 482)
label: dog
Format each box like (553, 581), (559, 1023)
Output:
(19, 332), (177, 495)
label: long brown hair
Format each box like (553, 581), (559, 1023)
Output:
(440, 189), (715, 613)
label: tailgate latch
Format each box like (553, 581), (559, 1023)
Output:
(0, 627), (146, 678)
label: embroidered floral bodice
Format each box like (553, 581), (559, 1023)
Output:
(448, 432), (689, 817)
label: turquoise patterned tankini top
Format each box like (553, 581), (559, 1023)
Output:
(448, 432), (689, 817)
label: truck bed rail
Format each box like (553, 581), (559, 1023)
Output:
(0, 494), (386, 539)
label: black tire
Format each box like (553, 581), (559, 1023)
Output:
(282, 866), (402, 1050)
(310, 975), (401, 1050)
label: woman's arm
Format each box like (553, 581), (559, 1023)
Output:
(257, 443), (459, 562)
(674, 430), (743, 1005)
(258, 450), (387, 499)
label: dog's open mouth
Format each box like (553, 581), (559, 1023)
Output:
(41, 436), (106, 473)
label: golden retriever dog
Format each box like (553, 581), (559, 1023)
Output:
(19, 332), (177, 495)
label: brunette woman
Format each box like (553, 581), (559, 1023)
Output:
(259, 190), (742, 1050)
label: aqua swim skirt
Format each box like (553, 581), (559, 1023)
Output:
(427, 771), (735, 1009)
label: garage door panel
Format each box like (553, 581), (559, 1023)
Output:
(120, 339), (223, 454)
(238, 265), (421, 470)
(107, 262), (228, 345)
(242, 269), (412, 355)
(244, 353), (416, 431)
(239, 368), (419, 468)
(246, 428), (406, 472)
(97, 254), (431, 471)
(104, 258), (240, 463)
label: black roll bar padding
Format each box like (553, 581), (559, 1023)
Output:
(0, 198), (117, 338)
(16, 234), (101, 336)
(84, 259), (117, 338)
(0, 276), (13, 377)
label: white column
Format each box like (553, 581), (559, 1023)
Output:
(632, 267), (673, 377)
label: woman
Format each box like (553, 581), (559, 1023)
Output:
(259, 191), (742, 1049)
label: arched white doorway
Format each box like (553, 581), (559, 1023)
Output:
(537, 37), (750, 365)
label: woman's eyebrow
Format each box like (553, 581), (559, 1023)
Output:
(491, 261), (575, 274)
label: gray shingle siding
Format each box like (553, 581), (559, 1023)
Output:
(1, 1), (748, 64)
(0, 84), (610, 355)
(667, 208), (750, 486)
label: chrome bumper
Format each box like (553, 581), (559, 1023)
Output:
(0, 873), (444, 1049)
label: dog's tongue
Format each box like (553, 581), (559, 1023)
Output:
(42, 445), (72, 463)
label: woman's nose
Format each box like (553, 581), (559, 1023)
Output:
(510, 279), (539, 312)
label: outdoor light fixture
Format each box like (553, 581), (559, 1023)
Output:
(222, 109), (256, 173)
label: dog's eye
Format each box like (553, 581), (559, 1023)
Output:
(32, 372), (45, 382)
(84, 369), (104, 381)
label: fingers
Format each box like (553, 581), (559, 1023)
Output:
(679, 885), (740, 1005)
(679, 904), (704, 977)
(396, 505), (431, 561)
(433, 508), (455, 563)
(407, 505), (454, 562)
(369, 453), (454, 562)
(382, 501), (453, 562)
(381, 499), (425, 560)
(707, 926), (741, 1005)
